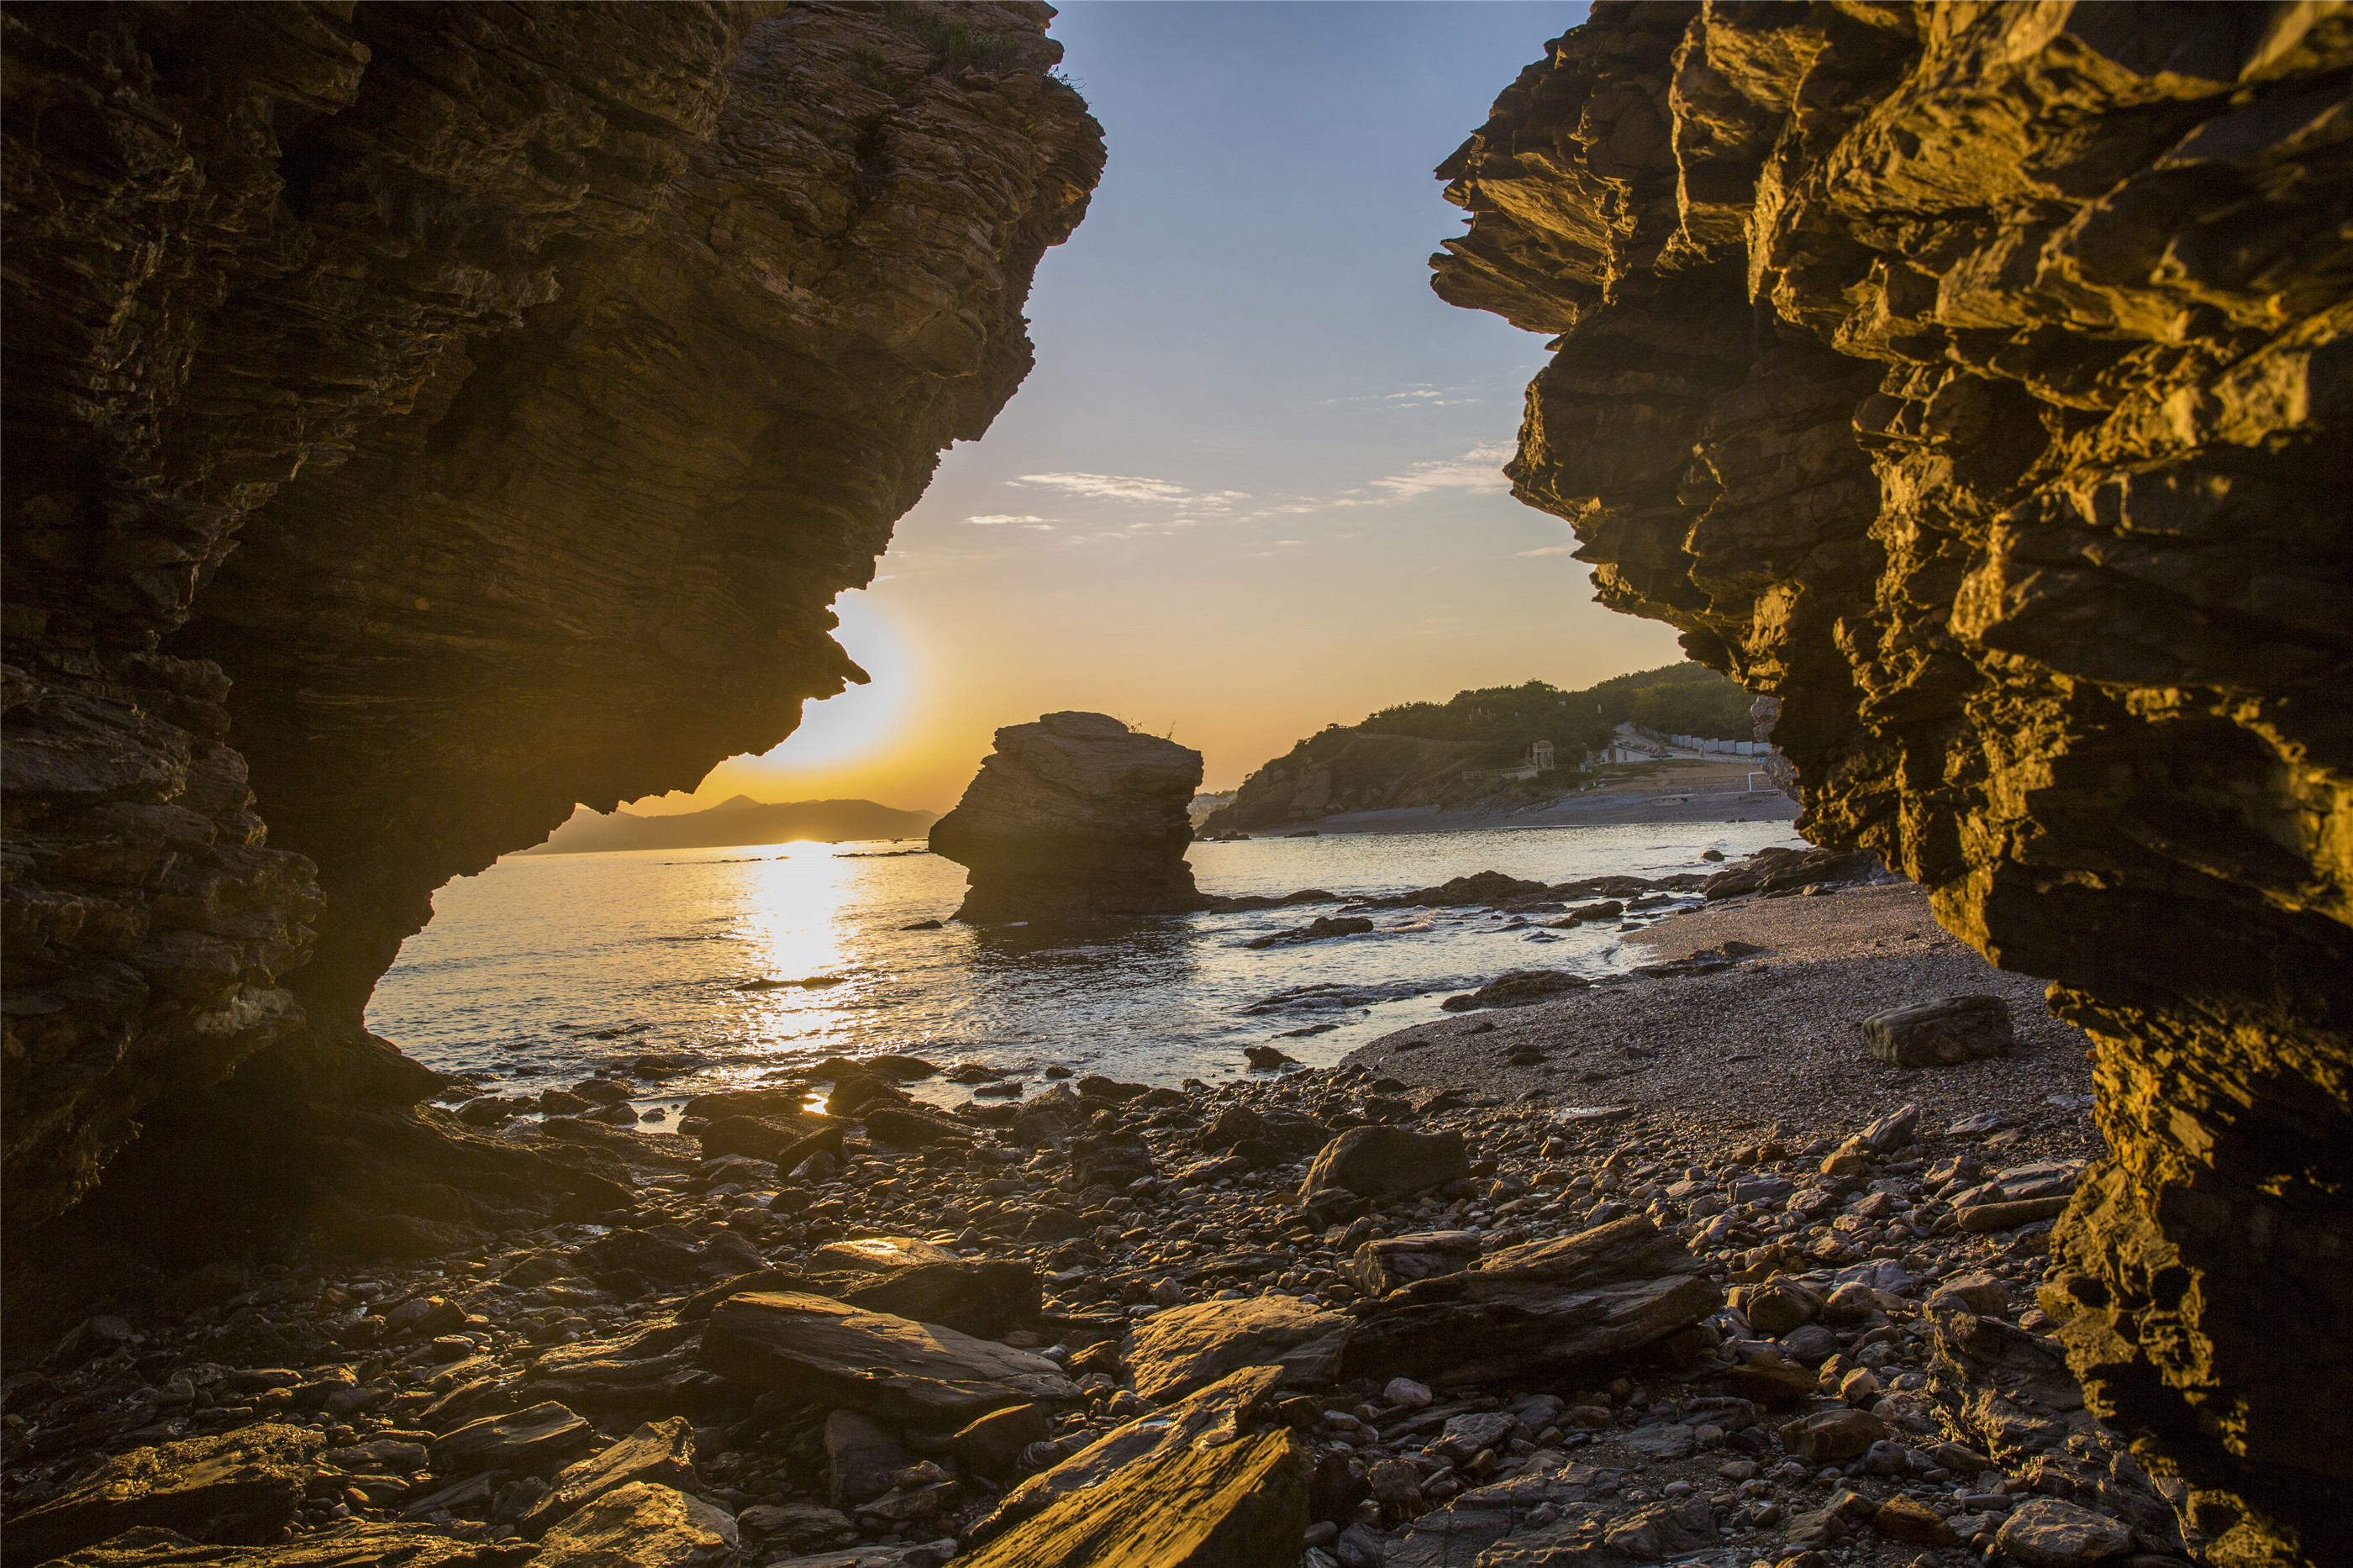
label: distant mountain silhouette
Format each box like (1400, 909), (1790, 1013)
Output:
(515, 797), (938, 855)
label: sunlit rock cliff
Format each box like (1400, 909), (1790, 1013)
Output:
(2, 3), (1101, 1256)
(1433, 4), (2349, 1564)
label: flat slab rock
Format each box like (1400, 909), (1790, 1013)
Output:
(698, 1292), (1077, 1429)
(1385, 1461), (1629, 1568)
(535, 1481), (738, 1568)
(1124, 1295), (1355, 1403)
(50, 1524), (534, 1567)
(1342, 1216), (1719, 1387)
(520, 1417), (699, 1538)
(969, 1365), (1287, 1544)
(958, 1427), (1307, 1568)
(1476, 1497), (1717, 1567)
(8, 1423), (325, 1563)
(431, 1402), (597, 1478)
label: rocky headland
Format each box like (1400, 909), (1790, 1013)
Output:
(1431, 6), (2352, 1564)
(928, 713), (1209, 923)
(3, 2), (1102, 1266)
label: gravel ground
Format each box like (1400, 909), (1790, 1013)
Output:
(1344, 881), (2101, 1160)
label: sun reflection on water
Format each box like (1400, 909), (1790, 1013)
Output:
(731, 845), (866, 1064)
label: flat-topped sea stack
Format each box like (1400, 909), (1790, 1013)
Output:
(930, 713), (1208, 922)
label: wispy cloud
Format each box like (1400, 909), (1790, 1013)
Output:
(966, 513), (1051, 526)
(1513, 544), (1577, 558)
(1366, 441), (1515, 500)
(1320, 384), (1484, 408)
(1015, 472), (1196, 503)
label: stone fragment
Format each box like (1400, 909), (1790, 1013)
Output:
(954, 1403), (1052, 1481)
(698, 1292), (1077, 1429)
(1873, 1496), (1958, 1544)
(6, 1424), (324, 1561)
(1299, 1126), (1469, 1199)
(534, 1481), (736, 1568)
(1729, 1278), (1819, 1336)
(1863, 997), (2013, 1066)
(1382, 1461), (1622, 1566)
(432, 1402), (597, 1479)
(929, 713), (1209, 922)
(861, 1107), (967, 1147)
(810, 1238), (1040, 1339)
(1727, 1350), (1819, 1406)
(825, 1410), (911, 1507)
(1993, 1499), (2135, 1567)
(1439, 969), (1592, 1011)
(50, 1524), (533, 1567)
(1956, 1197), (2071, 1232)
(524, 1314), (745, 1421)
(955, 1428), (1307, 1568)
(1345, 1230), (1482, 1296)
(1781, 1409), (1892, 1462)
(521, 1418), (698, 1537)
(1477, 1497), (1715, 1567)
(967, 1365), (1287, 1544)
(1342, 1216), (1719, 1386)
(1124, 1295), (1354, 1402)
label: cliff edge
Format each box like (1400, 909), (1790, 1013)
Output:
(1432, 5), (2350, 1565)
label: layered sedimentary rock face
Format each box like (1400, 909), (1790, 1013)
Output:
(930, 712), (1208, 922)
(1433, 4), (2350, 1565)
(3, 3), (1101, 1239)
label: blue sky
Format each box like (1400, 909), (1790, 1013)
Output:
(674, 1), (1678, 813)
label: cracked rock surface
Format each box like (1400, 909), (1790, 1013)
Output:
(1431, 6), (2352, 1563)
(3, 3), (1102, 1260)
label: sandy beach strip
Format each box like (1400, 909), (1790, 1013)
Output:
(1340, 880), (2099, 1157)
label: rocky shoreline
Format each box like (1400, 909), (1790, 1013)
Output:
(3, 860), (2190, 1568)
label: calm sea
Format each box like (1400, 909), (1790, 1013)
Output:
(368, 820), (1806, 1117)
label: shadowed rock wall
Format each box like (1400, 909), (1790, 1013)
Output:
(1431, 4), (2350, 1565)
(3, 2), (1101, 1250)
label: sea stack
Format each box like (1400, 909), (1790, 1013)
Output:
(930, 713), (1208, 923)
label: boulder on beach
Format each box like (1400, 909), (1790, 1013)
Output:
(1342, 1216), (1720, 1387)
(967, 1365), (1290, 1545)
(1298, 1126), (1468, 1199)
(1863, 996), (2014, 1066)
(956, 1426), (1308, 1568)
(3, 1424), (324, 1562)
(1440, 970), (1592, 1012)
(929, 712), (1209, 923)
(520, 1417), (699, 1538)
(697, 1292), (1078, 1429)
(534, 1481), (737, 1568)
(1124, 1296), (1354, 1403)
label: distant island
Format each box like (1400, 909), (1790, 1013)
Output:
(514, 796), (940, 856)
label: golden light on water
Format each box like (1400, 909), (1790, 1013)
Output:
(732, 845), (865, 1063)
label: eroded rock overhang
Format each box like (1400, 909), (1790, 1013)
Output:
(2, 2), (1103, 1239)
(1429, 5), (2350, 1565)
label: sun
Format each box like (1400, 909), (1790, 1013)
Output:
(757, 592), (917, 772)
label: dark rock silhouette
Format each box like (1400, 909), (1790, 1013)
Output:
(2, 3), (1102, 1248)
(929, 713), (1208, 922)
(1433, 6), (2352, 1564)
